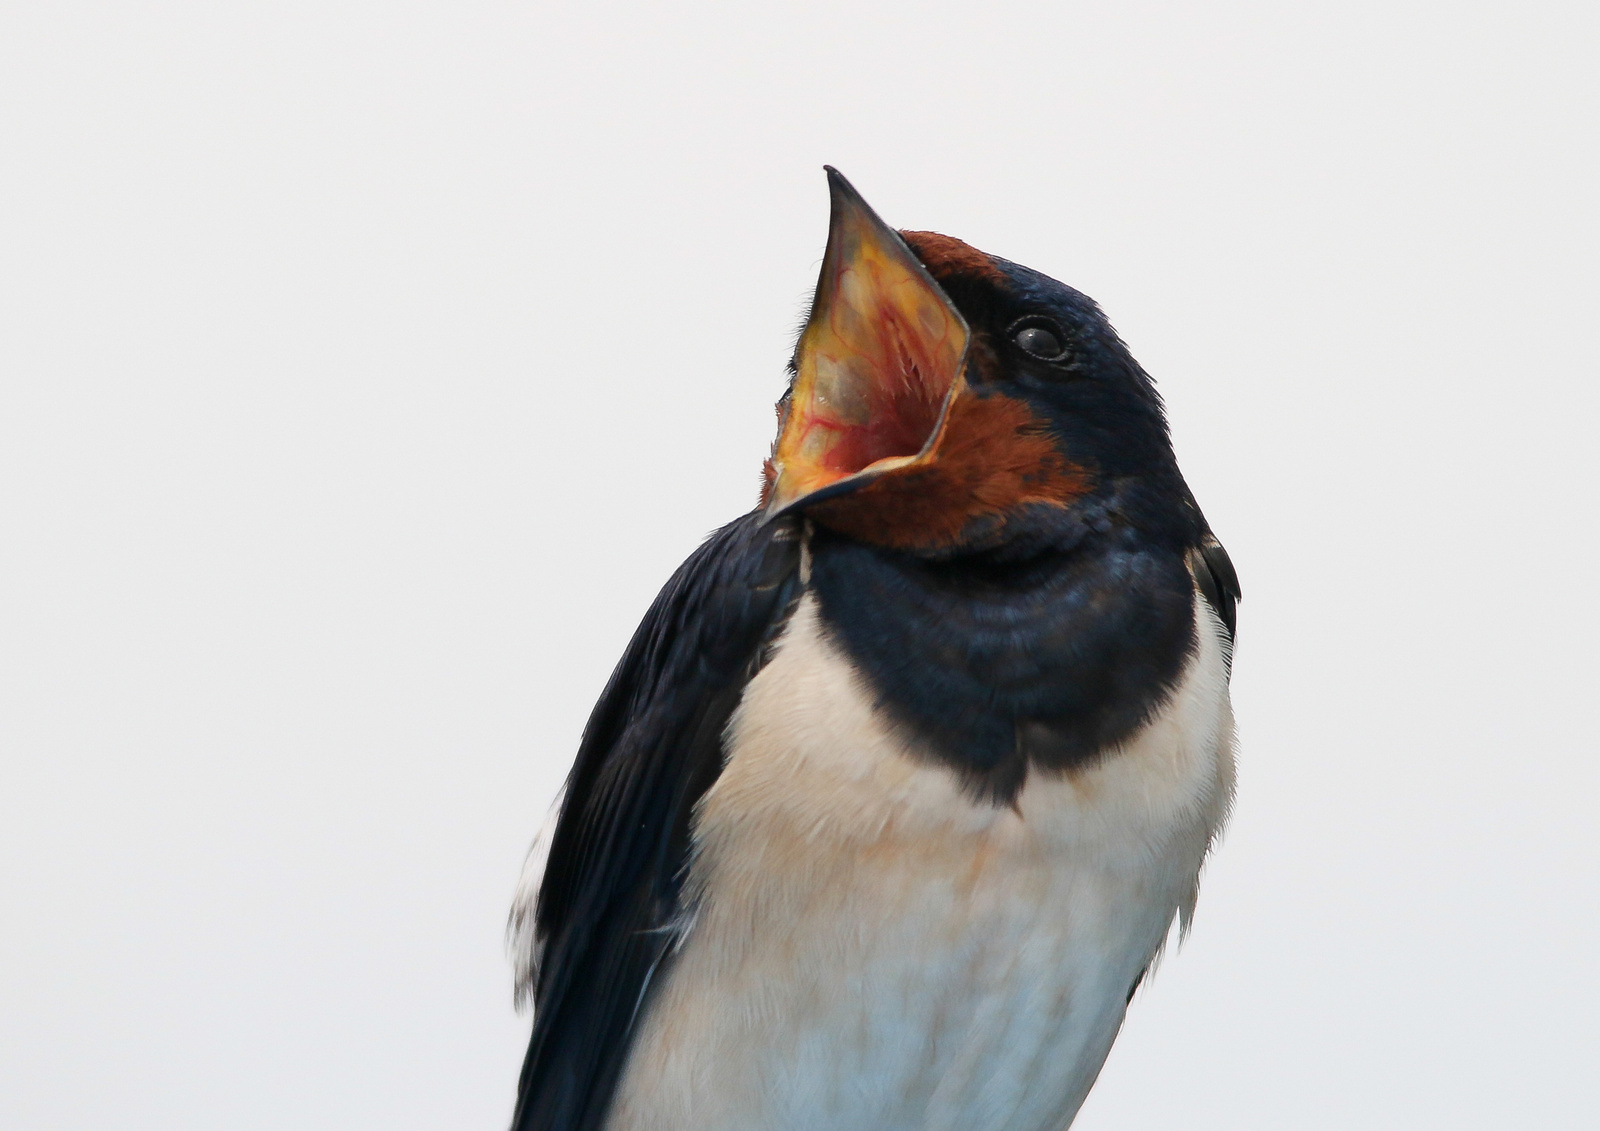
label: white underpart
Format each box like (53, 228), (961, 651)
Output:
(604, 592), (1235, 1131)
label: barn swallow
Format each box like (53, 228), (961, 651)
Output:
(508, 168), (1239, 1131)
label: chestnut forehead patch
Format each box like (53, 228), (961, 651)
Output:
(899, 230), (1008, 288)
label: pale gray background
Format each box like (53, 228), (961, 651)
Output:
(3, 2), (1597, 1128)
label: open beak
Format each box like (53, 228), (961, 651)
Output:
(763, 168), (971, 518)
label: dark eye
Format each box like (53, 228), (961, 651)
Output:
(1010, 318), (1069, 362)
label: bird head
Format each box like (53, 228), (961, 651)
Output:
(764, 168), (1184, 555)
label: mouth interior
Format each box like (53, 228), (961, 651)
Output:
(782, 279), (962, 494)
(809, 322), (951, 477)
(767, 176), (971, 513)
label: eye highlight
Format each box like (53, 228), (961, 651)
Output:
(1008, 316), (1071, 362)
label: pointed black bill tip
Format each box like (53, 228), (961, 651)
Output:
(815, 166), (959, 306)
(823, 164), (862, 210)
(821, 166), (901, 256)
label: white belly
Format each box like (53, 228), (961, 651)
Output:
(605, 593), (1235, 1131)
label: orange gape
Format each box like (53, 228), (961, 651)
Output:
(763, 170), (1091, 550)
(764, 173), (969, 516)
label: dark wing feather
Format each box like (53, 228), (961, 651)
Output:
(1187, 532), (1241, 644)
(510, 511), (802, 1131)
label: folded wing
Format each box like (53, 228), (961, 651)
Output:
(510, 513), (803, 1131)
